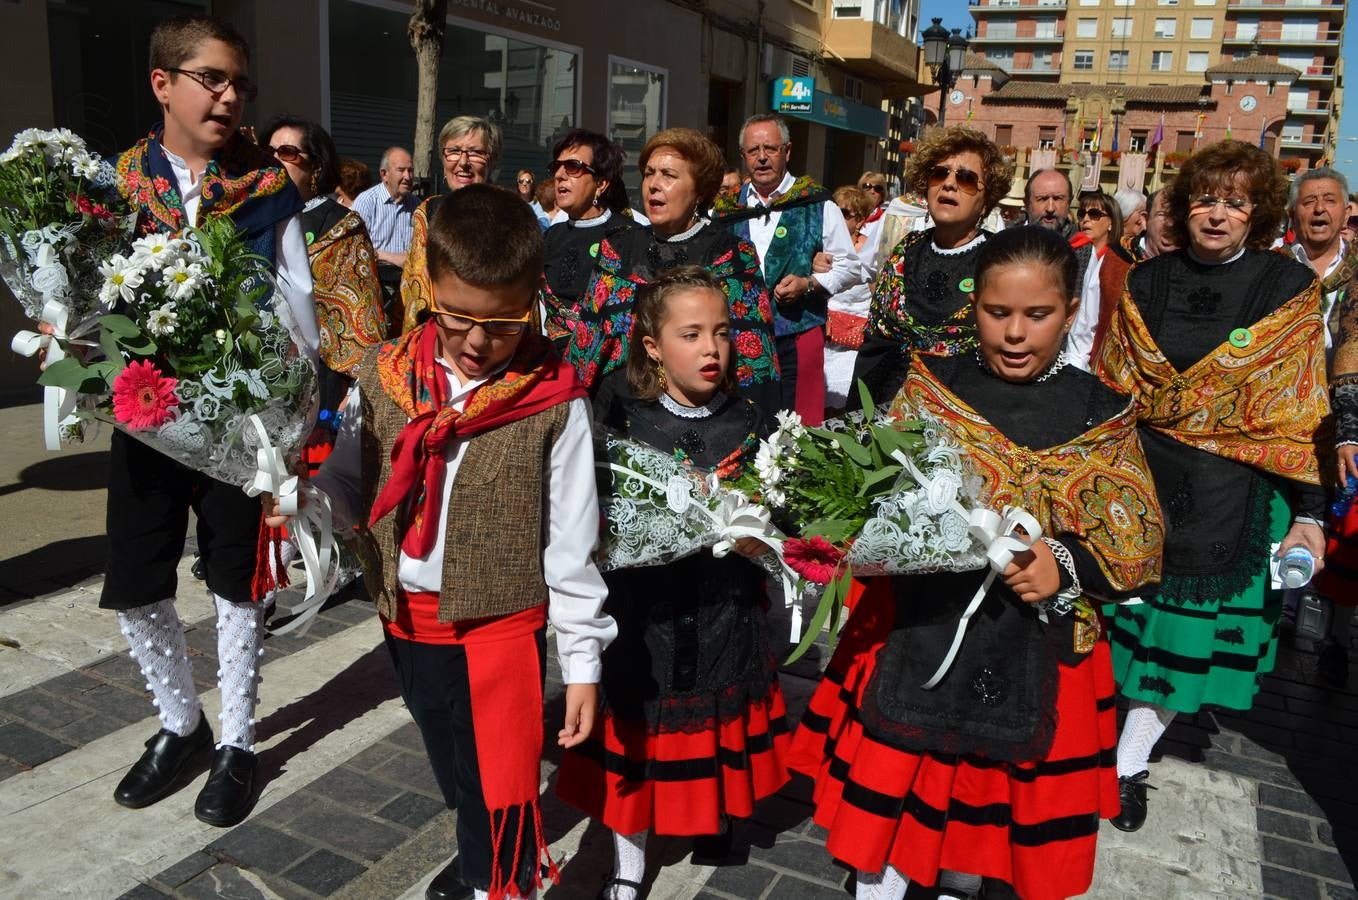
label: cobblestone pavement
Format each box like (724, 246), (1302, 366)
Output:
(0, 402), (1354, 899)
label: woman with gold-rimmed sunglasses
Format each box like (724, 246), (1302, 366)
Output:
(1098, 140), (1329, 835)
(854, 126), (1014, 401)
(855, 170), (889, 275)
(401, 116), (503, 332)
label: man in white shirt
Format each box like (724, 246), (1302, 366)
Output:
(352, 146), (417, 318)
(716, 114), (863, 424)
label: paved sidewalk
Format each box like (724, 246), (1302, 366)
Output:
(0, 402), (1355, 898)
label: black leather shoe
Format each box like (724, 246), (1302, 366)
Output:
(113, 713), (212, 809)
(194, 745), (259, 827)
(691, 816), (734, 865)
(1110, 770), (1155, 832)
(425, 859), (473, 900)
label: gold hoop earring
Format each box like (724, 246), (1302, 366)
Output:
(656, 360), (667, 390)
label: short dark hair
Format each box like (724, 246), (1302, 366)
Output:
(1166, 140), (1288, 251)
(552, 128), (629, 213)
(425, 185), (543, 288)
(338, 158), (373, 200)
(626, 265), (734, 400)
(1024, 167), (1074, 207)
(149, 15), (250, 71)
(258, 115), (341, 196)
(975, 225), (1080, 307)
(904, 126), (1015, 217)
(1077, 190), (1124, 248)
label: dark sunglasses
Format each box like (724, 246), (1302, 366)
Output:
(859, 183), (885, 194)
(928, 165), (982, 195)
(838, 207), (860, 219)
(549, 158), (596, 178)
(1078, 207), (1109, 220)
(269, 144), (306, 164)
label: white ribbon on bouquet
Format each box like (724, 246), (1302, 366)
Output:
(244, 413), (341, 636)
(11, 298), (99, 450)
(600, 462), (805, 638)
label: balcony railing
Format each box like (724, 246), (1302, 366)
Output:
(1279, 135), (1328, 150)
(1227, 0), (1344, 9)
(1287, 105), (1333, 117)
(972, 31), (1064, 41)
(1224, 33), (1340, 46)
(969, 0), (1067, 9)
(1007, 61), (1061, 73)
(1298, 65), (1339, 80)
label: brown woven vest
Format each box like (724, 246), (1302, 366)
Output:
(354, 349), (570, 623)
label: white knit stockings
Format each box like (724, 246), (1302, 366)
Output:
(602, 829), (648, 900)
(214, 594), (266, 751)
(1117, 701), (1177, 778)
(119, 598), (202, 736)
(856, 864), (909, 900)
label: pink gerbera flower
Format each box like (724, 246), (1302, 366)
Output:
(784, 535), (846, 585)
(112, 360), (179, 430)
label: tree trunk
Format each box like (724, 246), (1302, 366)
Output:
(408, 0), (447, 196)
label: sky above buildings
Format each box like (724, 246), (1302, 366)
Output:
(917, 0), (1358, 188)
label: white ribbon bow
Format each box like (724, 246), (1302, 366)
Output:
(244, 414), (341, 635)
(920, 505), (1042, 689)
(11, 299), (98, 450)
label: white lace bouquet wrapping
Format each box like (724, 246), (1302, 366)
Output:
(0, 128), (137, 447)
(37, 216), (317, 489)
(595, 432), (790, 579)
(730, 384), (990, 660)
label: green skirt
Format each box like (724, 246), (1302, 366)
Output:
(1105, 486), (1290, 714)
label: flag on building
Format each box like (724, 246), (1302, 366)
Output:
(1112, 119), (1120, 153)
(1192, 111), (1205, 150)
(1258, 115), (1268, 148)
(1225, 115), (1233, 141)
(1091, 113), (1102, 153)
(1149, 114), (1165, 153)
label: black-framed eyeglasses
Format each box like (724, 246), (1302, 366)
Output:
(430, 307), (533, 337)
(549, 158), (596, 178)
(268, 144), (307, 164)
(164, 68), (258, 102)
(928, 165), (983, 195)
(442, 145), (490, 164)
(1078, 207), (1109, 220)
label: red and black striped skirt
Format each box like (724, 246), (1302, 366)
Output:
(788, 581), (1118, 900)
(557, 683), (791, 836)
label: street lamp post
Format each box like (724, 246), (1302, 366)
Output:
(922, 18), (969, 129)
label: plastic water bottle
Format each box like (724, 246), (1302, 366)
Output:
(1278, 546), (1316, 590)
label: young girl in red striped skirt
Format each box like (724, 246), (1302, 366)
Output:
(557, 267), (790, 900)
(789, 227), (1165, 900)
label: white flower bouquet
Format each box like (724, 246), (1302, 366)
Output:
(0, 128), (137, 445)
(595, 432), (783, 573)
(39, 216), (317, 489)
(730, 384), (990, 660)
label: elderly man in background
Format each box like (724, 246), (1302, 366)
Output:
(1023, 168), (1103, 371)
(1139, 189), (1177, 259)
(717, 113), (863, 424)
(351, 146), (417, 326)
(1115, 188), (1148, 259)
(1284, 167), (1358, 686)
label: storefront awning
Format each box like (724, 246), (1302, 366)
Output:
(772, 81), (888, 140)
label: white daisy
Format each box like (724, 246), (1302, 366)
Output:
(146, 303), (179, 337)
(159, 258), (205, 301)
(98, 254), (144, 305)
(129, 234), (179, 271)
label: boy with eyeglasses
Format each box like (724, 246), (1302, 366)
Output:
(104, 13), (319, 826)
(299, 184), (615, 900)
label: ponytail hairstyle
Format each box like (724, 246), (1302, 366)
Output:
(974, 224), (1080, 307)
(626, 265), (733, 400)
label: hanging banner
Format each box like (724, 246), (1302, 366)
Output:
(1118, 152), (1149, 195)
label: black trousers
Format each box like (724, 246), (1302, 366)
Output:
(384, 631), (546, 893)
(101, 430), (261, 610)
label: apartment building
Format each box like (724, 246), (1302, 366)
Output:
(965, 0), (1346, 168)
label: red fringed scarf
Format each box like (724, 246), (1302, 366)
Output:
(368, 323), (584, 557)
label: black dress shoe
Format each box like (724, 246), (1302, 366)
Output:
(1110, 770), (1154, 832)
(426, 858), (473, 900)
(690, 816), (734, 865)
(194, 745), (259, 827)
(114, 713), (212, 809)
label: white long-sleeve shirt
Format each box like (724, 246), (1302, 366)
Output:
(313, 364), (616, 684)
(1066, 246), (1108, 373)
(745, 172), (865, 296)
(160, 143), (320, 364)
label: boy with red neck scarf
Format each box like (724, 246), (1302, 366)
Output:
(304, 184), (616, 900)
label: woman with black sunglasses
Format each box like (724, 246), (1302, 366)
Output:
(1065, 191), (1134, 371)
(541, 129), (635, 351)
(854, 127), (1014, 401)
(258, 115), (386, 470)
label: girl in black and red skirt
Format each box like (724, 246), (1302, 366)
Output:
(789, 227), (1164, 900)
(557, 266), (790, 900)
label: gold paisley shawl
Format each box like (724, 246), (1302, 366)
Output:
(897, 357), (1164, 596)
(308, 210), (386, 376)
(1097, 277), (1329, 486)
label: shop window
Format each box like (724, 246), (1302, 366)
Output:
(609, 57), (667, 197)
